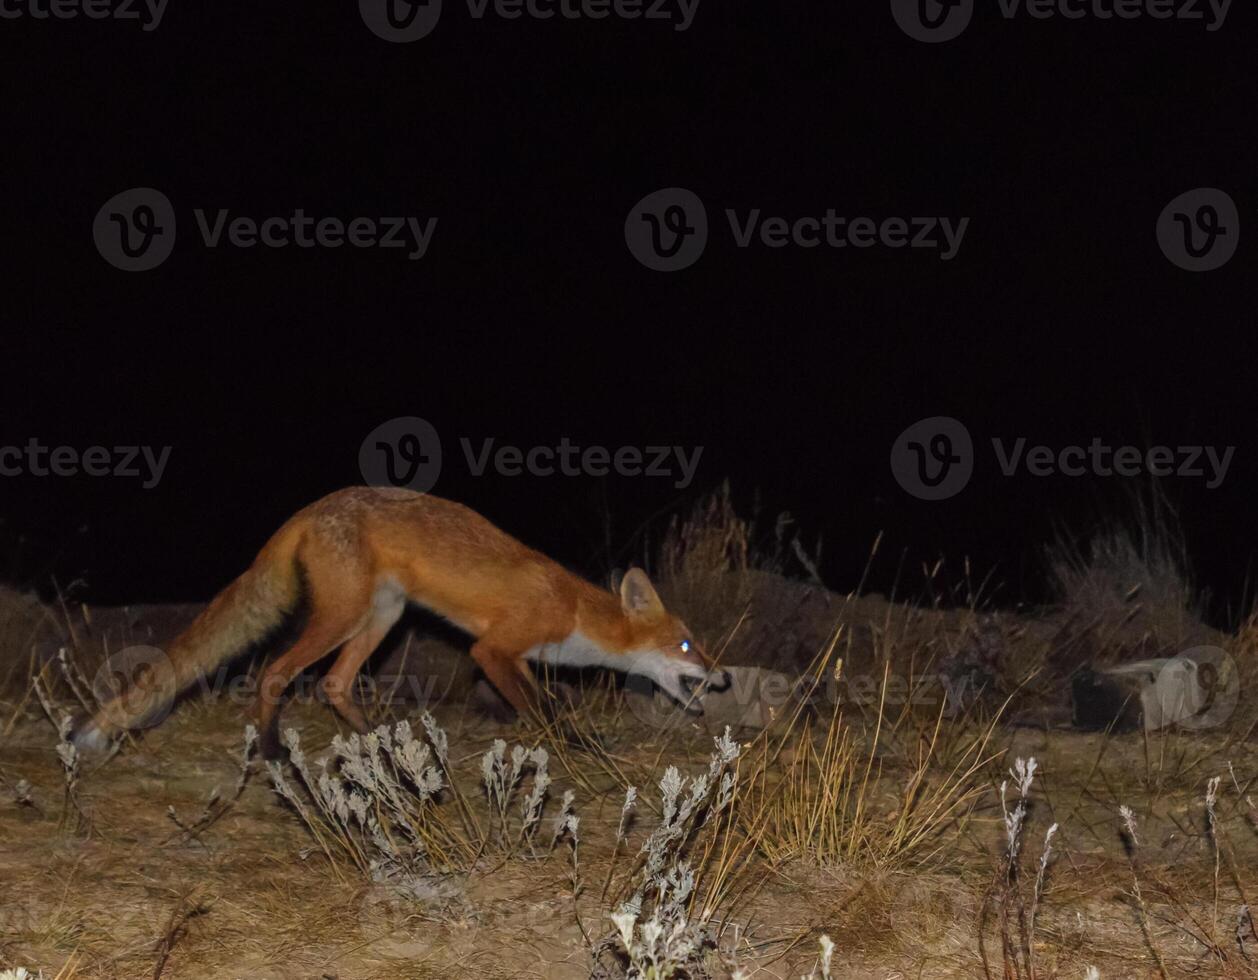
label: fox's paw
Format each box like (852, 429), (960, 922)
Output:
(258, 724), (286, 762)
(472, 680), (518, 724)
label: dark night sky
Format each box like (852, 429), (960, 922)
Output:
(1, 2), (1255, 619)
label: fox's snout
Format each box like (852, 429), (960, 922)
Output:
(665, 660), (732, 715)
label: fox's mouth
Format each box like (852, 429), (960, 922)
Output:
(681, 670), (731, 695)
(674, 669), (731, 711)
(633, 654), (733, 717)
(672, 678), (706, 715)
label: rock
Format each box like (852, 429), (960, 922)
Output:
(1071, 652), (1237, 732)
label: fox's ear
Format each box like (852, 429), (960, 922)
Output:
(620, 567), (664, 618)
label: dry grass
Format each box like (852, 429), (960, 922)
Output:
(1041, 487), (1231, 688)
(4, 656), (1256, 978)
(743, 655), (1003, 871)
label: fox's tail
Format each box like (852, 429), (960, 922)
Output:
(72, 523), (306, 751)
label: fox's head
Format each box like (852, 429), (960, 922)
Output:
(617, 567), (731, 713)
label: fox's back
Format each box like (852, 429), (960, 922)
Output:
(289, 487), (581, 635)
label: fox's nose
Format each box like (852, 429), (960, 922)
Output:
(708, 669), (731, 693)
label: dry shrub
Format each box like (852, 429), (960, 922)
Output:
(641, 487), (1009, 879)
(741, 641), (1002, 872)
(652, 483), (759, 650)
(657, 482), (757, 585)
(268, 716), (483, 882)
(1043, 490), (1221, 676)
(594, 728), (753, 979)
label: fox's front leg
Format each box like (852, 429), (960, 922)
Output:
(469, 639), (602, 750)
(469, 640), (541, 721)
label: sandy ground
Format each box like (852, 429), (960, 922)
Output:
(1, 566), (1255, 979)
(3, 684), (1256, 979)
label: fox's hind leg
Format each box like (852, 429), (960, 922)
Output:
(257, 603), (368, 759)
(319, 588), (405, 734)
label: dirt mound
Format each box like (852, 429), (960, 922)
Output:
(664, 568), (1234, 723)
(0, 587), (64, 692)
(4, 564), (1234, 727)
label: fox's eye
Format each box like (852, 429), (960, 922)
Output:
(680, 640), (691, 654)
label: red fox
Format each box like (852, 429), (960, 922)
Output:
(74, 487), (729, 757)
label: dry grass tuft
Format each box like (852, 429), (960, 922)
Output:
(1042, 489), (1223, 679)
(744, 653), (1002, 871)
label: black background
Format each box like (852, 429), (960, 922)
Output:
(1, 1), (1254, 620)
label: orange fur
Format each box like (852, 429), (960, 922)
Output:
(74, 487), (725, 757)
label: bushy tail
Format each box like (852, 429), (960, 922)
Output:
(73, 525), (305, 751)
